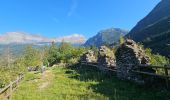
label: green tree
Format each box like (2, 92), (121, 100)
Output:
(145, 48), (170, 66)
(58, 41), (74, 63)
(23, 45), (41, 67)
(46, 43), (59, 66)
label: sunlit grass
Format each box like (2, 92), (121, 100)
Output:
(13, 67), (106, 100)
(13, 65), (170, 100)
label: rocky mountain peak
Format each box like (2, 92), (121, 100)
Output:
(84, 28), (129, 47)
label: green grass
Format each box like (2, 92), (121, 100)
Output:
(13, 64), (170, 100)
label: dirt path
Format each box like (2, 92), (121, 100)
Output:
(39, 70), (54, 90)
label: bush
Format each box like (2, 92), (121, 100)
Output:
(43, 41), (86, 66)
(23, 45), (42, 67)
(145, 48), (170, 66)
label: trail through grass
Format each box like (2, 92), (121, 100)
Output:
(13, 65), (170, 100)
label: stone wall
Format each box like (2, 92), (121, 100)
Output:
(97, 46), (116, 68)
(80, 50), (97, 63)
(115, 39), (153, 83)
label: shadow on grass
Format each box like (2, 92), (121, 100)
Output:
(66, 63), (170, 100)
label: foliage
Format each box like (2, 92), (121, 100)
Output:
(119, 36), (125, 45)
(45, 42), (86, 66)
(0, 47), (16, 87)
(145, 48), (170, 66)
(0, 41), (86, 87)
(44, 44), (59, 66)
(136, 43), (170, 66)
(23, 45), (42, 67)
(0, 45), (42, 88)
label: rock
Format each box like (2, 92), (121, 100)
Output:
(97, 46), (116, 67)
(27, 66), (40, 72)
(115, 39), (153, 83)
(80, 50), (97, 63)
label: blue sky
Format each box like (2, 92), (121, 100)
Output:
(0, 0), (160, 38)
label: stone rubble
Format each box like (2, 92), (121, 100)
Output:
(97, 46), (116, 67)
(80, 39), (156, 84)
(80, 50), (97, 63)
(115, 39), (154, 83)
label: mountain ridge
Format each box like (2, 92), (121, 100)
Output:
(84, 28), (129, 47)
(126, 0), (170, 57)
(126, 0), (170, 41)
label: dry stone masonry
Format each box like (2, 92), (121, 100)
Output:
(115, 39), (154, 83)
(80, 39), (156, 84)
(97, 46), (116, 68)
(80, 50), (97, 63)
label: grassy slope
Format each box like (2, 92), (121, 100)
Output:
(13, 65), (170, 100)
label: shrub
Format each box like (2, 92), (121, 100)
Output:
(145, 48), (170, 66)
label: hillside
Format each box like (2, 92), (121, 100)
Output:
(84, 28), (128, 47)
(126, 0), (170, 57)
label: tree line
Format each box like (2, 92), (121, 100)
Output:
(0, 41), (86, 88)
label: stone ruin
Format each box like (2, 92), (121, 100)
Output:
(97, 46), (116, 68)
(115, 39), (155, 83)
(80, 50), (97, 63)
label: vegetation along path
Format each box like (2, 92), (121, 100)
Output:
(13, 65), (170, 100)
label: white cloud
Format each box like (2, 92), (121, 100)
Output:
(0, 32), (86, 44)
(56, 33), (86, 44)
(67, 0), (78, 17)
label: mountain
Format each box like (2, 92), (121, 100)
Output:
(0, 32), (86, 44)
(84, 28), (129, 47)
(126, 0), (170, 57)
